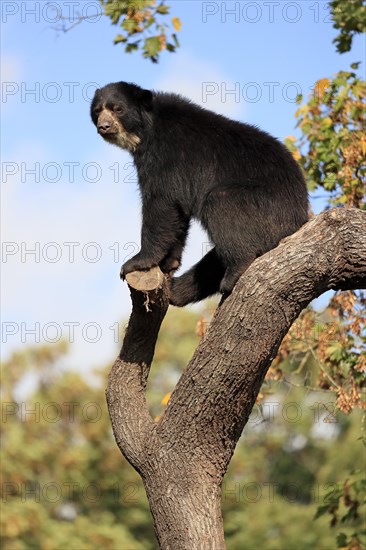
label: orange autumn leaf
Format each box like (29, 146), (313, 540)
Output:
(161, 392), (171, 406)
(172, 17), (182, 31)
(314, 78), (330, 99)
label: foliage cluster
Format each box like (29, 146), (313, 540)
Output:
(286, 68), (365, 209)
(330, 0), (366, 53)
(100, 0), (180, 62)
(282, 6), (366, 541)
(1, 312), (365, 549)
(271, 294), (366, 415)
(1, 343), (153, 549)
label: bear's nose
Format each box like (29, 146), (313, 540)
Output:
(98, 122), (111, 134)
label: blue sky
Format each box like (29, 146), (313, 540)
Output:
(1, 1), (365, 370)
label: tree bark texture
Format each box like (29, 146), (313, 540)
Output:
(106, 208), (366, 549)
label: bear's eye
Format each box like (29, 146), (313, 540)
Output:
(114, 106), (123, 114)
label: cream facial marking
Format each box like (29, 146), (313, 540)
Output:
(96, 105), (140, 152)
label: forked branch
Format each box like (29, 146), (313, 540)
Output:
(106, 207), (366, 549)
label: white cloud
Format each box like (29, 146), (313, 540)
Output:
(1, 53), (24, 112)
(1, 53), (23, 83)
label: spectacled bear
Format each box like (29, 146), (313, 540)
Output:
(91, 82), (309, 306)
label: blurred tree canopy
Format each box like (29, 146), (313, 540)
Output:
(1, 342), (153, 549)
(1, 308), (365, 549)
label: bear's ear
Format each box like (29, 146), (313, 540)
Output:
(138, 88), (153, 111)
(92, 88), (101, 100)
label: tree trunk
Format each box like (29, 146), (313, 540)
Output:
(106, 208), (366, 549)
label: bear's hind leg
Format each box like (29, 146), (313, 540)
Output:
(200, 185), (260, 294)
(169, 248), (226, 307)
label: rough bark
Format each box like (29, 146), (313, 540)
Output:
(106, 208), (366, 549)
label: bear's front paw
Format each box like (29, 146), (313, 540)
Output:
(120, 254), (156, 280)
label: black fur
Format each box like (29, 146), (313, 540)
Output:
(91, 82), (309, 306)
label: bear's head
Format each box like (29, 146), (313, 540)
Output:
(91, 82), (153, 152)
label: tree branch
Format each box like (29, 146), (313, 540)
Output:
(106, 207), (366, 548)
(158, 208), (366, 469)
(106, 268), (169, 472)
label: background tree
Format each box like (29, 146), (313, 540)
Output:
(1, 313), (365, 549)
(282, 41), (366, 546)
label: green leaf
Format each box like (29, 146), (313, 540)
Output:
(113, 34), (127, 44)
(336, 533), (348, 548)
(145, 16), (155, 29)
(314, 504), (332, 520)
(125, 42), (140, 53)
(143, 36), (161, 57)
(122, 18), (139, 32)
(156, 4), (170, 14)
